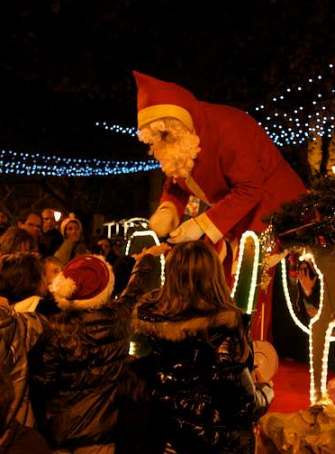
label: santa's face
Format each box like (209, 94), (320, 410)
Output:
(138, 118), (200, 181)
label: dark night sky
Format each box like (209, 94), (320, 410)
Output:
(0, 0), (335, 160)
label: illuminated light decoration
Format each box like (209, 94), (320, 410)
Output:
(231, 231), (260, 314)
(123, 217), (149, 238)
(54, 211), (62, 222)
(96, 65), (335, 149)
(97, 63), (335, 149)
(280, 253), (335, 404)
(250, 62), (335, 147)
(0, 149), (160, 177)
(320, 320), (335, 401)
(129, 342), (136, 355)
(125, 229), (166, 285)
(95, 122), (138, 138)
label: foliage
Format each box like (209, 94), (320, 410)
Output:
(264, 174), (335, 247)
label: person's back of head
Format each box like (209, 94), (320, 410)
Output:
(0, 227), (37, 256)
(0, 252), (45, 304)
(158, 240), (235, 316)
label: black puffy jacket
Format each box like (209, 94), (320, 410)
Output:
(30, 254), (156, 450)
(133, 303), (274, 454)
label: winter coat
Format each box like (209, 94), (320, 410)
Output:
(133, 303), (274, 454)
(0, 306), (47, 428)
(30, 254), (156, 450)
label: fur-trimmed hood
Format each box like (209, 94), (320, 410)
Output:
(133, 303), (240, 343)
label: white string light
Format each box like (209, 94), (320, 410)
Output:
(0, 149), (160, 177)
(95, 122), (138, 137)
(252, 63), (335, 146)
(280, 252), (335, 405)
(231, 230), (260, 314)
(97, 63), (335, 148)
(125, 229), (166, 285)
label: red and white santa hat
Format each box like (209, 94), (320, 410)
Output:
(60, 213), (83, 237)
(50, 254), (115, 310)
(133, 71), (200, 131)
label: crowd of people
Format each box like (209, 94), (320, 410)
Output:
(0, 208), (274, 454)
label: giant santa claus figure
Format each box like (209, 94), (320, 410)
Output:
(134, 71), (306, 339)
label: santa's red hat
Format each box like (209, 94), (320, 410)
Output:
(50, 255), (115, 310)
(133, 71), (200, 131)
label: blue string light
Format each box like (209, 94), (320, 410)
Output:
(0, 149), (161, 177)
(96, 63), (335, 148)
(95, 122), (138, 137)
(252, 62), (335, 146)
(2, 63), (334, 177)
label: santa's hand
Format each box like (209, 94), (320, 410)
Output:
(149, 202), (179, 237)
(168, 218), (204, 244)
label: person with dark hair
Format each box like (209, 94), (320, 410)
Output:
(0, 227), (37, 256)
(17, 210), (43, 241)
(0, 364), (51, 454)
(30, 246), (166, 453)
(0, 253), (47, 312)
(0, 252), (59, 316)
(132, 240), (274, 454)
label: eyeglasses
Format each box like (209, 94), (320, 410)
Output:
(25, 223), (42, 230)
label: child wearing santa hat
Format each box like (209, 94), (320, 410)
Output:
(30, 246), (168, 453)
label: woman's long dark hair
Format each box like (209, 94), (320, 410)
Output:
(0, 252), (43, 303)
(143, 240), (250, 361)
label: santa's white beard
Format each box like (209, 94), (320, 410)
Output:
(151, 133), (200, 181)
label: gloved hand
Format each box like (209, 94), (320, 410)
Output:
(149, 202), (179, 237)
(168, 218), (204, 244)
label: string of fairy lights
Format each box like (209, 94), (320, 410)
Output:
(1, 62), (334, 176)
(97, 63), (335, 148)
(251, 63), (335, 147)
(0, 149), (160, 177)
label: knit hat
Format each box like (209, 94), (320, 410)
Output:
(60, 213), (83, 237)
(50, 254), (115, 310)
(133, 71), (199, 131)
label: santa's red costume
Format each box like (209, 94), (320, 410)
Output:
(134, 71), (306, 340)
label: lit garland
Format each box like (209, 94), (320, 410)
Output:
(251, 63), (335, 147)
(97, 63), (335, 148)
(125, 229), (166, 285)
(3, 64), (334, 177)
(231, 230), (261, 314)
(95, 122), (138, 137)
(280, 251), (335, 405)
(0, 149), (160, 177)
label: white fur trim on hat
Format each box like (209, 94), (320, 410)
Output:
(60, 213), (83, 237)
